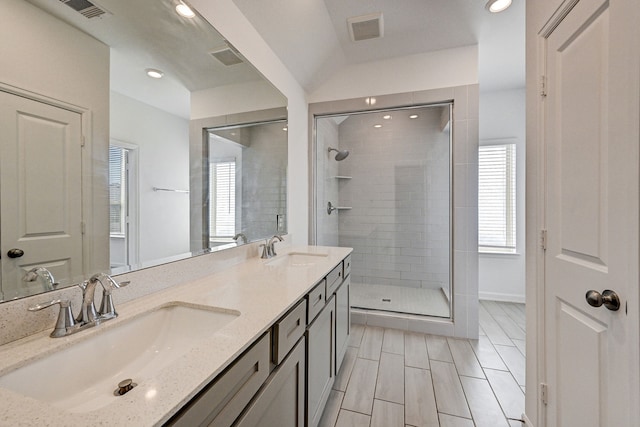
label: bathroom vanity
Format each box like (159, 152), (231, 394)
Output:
(0, 246), (351, 426)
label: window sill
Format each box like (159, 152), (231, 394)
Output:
(479, 250), (521, 257)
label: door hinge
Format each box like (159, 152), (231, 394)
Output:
(541, 229), (548, 250)
(540, 383), (549, 405)
(81, 222), (86, 235)
(81, 135), (86, 147)
(540, 75), (547, 97)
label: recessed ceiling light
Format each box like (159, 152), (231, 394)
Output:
(145, 68), (164, 79)
(486, 0), (512, 13)
(283, 127), (288, 132)
(383, 115), (391, 120)
(409, 114), (418, 119)
(374, 124), (382, 128)
(176, 1), (196, 18)
(365, 97), (377, 105)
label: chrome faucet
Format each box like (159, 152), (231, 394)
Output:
(233, 233), (248, 244)
(29, 273), (129, 338)
(24, 267), (58, 291)
(260, 235), (283, 259)
(77, 273), (129, 323)
(268, 235), (283, 257)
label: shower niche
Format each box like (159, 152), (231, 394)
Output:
(313, 104), (453, 319)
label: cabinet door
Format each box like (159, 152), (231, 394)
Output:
(168, 333), (271, 427)
(306, 295), (335, 427)
(335, 276), (350, 374)
(234, 337), (306, 427)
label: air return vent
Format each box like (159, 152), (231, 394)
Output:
(57, 0), (111, 19)
(210, 47), (244, 66)
(347, 12), (384, 42)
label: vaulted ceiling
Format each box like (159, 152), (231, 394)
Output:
(233, 0), (525, 93)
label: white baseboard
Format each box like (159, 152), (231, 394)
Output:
(479, 291), (526, 304)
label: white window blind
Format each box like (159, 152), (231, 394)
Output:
(478, 144), (516, 253)
(209, 160), (236, 238)
(109, 146), (126, 237)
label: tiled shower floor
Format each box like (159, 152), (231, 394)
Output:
(351, 283), (450, 318)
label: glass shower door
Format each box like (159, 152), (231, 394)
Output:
(314, 104), (452, 319)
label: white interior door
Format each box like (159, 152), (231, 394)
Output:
(543, 0), (639, 426)
(0, 91), (84, 300)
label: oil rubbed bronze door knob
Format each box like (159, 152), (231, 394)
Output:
(585, 289), (621, 311)
(7, 248), (24, 258)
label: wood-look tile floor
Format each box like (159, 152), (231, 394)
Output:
(319, 300), (526, 427)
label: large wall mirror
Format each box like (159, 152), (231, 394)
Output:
(0, 0), (287, 302)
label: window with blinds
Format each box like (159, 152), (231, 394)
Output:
(478, 143), (516, 253)
(209, 160), (236, 238)
(109, 146), (127, 237)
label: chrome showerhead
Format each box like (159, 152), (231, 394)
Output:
(328, 147), (350, 161)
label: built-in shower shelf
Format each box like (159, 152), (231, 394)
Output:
(334, 176), (352, 179)
(327, 202), (352, 215)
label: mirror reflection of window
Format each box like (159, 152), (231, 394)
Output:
(109, 143), (138, 272)
(109, 146), (127, 238)
(210, 159), (237, 242)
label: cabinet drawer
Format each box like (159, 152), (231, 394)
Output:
(307, 280), (326, 323)
(343, 255), (352, 278)
(273, 299), (307, 365)
(234, 337), (306, 427)
(325, 263), (343, 297)
(169, 332), (271, 427)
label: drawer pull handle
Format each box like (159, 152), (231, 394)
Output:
(286, 318), (301, 338)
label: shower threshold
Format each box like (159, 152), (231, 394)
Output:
(351, 283), (450, 318)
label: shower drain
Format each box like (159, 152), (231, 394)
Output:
(114, 378), (138, 396)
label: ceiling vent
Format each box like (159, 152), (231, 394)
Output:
(209, 47), (244, 66)
(57, 0), (111, 19)
(347, 12), (384, 42)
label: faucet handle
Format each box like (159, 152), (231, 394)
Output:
(28, 299), (76, 338)
(28, 298), (69, 312)
(98, 281), (129, 320)
(260, 242), (270, 259)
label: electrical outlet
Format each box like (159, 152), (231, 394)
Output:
(277, 214), (285, 232)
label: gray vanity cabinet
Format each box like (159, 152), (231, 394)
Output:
(234, 337), (306, 427)
(334, 275), (350, 374)
(167, 254), (351, 427)
(306, 294), (336, 427)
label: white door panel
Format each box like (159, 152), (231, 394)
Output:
(543, 0), (637, 426)
(0, 91), (84, 299)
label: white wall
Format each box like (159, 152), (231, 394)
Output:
(110, 91), (190, 265)
(478, 88), (526, 302)
(308, 46), (478, 103)
(191, 80), (286, 120)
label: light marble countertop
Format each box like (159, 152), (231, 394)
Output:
(0, 245), (351, 426)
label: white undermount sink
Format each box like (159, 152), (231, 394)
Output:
(0, 303), (239, 413)
(265, 252), (329, 268)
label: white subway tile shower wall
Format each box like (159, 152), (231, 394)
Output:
(241, 121), (288, 239)
(336, 107), (451, 293)
(316, 118), (341, 246)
